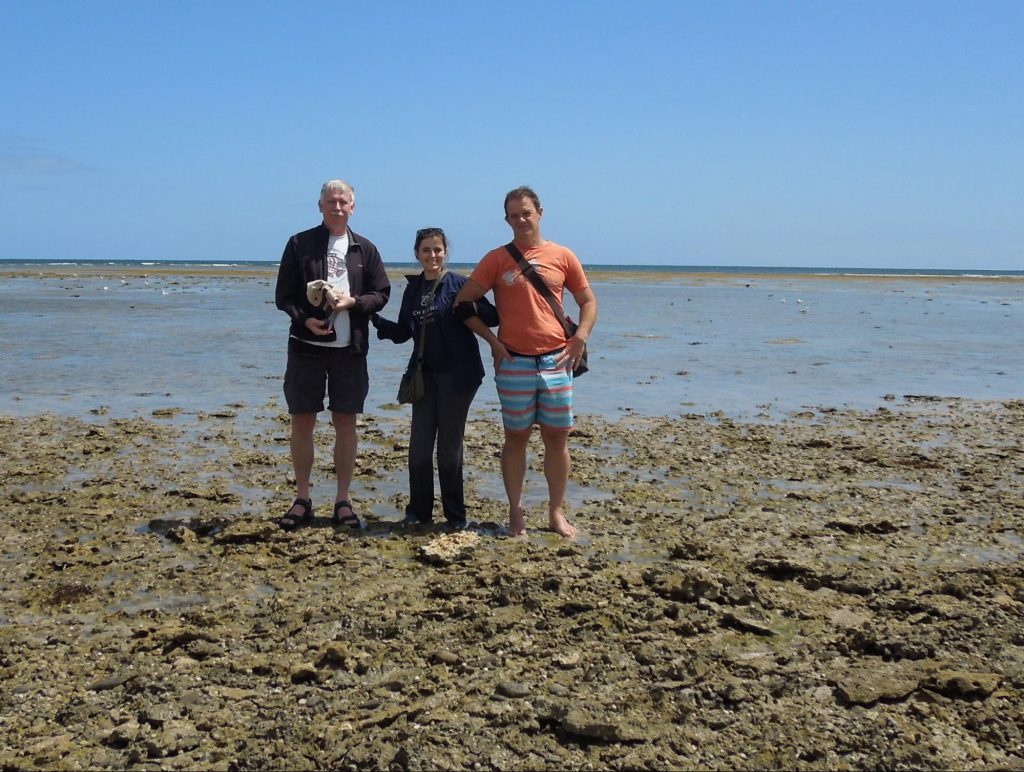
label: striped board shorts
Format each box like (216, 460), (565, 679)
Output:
(494, 352), (574, 432)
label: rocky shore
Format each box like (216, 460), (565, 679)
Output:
(2, 397), (1022, 770)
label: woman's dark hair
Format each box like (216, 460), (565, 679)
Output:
(414, 227), (447, 252)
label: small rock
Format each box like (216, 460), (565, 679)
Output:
(184, 639), (225, 660)
(166, 526), (198, 544)
(290, 663), (320, 684)
(643, 566), (726, 603)
(561, 709), (647, 743)
(145, 719), (200, 758)
(219, 687), (256, 701)
(828, 608), (871, 629)
(720, 677), (752, 703)
(431, 650), (461, 666)
(553, 650), (581, 668)
(812, 685), (833, 702)
(927, 670), (1000, 700)
(417, 531), (480, 566)
(213, 518), (278, 545)
(139, 704), (177, 728)
(28, 733), (77, 758)
(103, 720), (140, 748)
(834, 666), (922, 705)
(747, 557), (817, 581)
(496, 681), (531, 699)
(317, 642), (351, 668)
(88, 672), (136, 691)
(721, 611), (775, 637)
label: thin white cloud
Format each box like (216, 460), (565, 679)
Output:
(0, 136), (89, 175)
(0, 154), (85, 174)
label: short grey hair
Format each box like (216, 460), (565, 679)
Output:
(319, 179), (355, 204)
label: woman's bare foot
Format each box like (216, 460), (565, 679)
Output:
(549, 510), (577, 539)
(509, 506), (527, 537)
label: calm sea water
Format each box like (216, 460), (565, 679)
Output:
(5, 258), (1022, 279)
(1, 261), (1021, 422)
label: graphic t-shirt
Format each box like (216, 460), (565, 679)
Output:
(414, 276), (451, 373)
(312, 232), (351, 348)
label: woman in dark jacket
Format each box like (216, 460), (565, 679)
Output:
(372, 228), (498, 529)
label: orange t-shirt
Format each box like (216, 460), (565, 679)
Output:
(469, 241), (589, 355)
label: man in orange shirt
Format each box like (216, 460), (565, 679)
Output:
(455, 186), (597, 538)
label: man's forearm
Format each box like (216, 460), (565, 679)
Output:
(575, 297), (597, 340)
(464, 316), (500, 347)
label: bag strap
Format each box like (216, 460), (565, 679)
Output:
(414, 270), (447, 366)
(504, 243), (574, 338)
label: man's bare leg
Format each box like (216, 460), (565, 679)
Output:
(540, 424), (577, 539)
(290, 412), (317, 503)
(331, 411), (358, 512)
(280, 412), (318, 526)
(501, 428), (532, 536)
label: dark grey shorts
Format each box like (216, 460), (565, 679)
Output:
(283, 346), (368, 415)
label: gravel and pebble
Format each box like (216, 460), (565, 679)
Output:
(1, 396), (1022, 770)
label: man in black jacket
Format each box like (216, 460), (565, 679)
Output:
(274, 179), (391, 530)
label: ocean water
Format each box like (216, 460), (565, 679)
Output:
(5, 258), (1022, 279)
(0, 263), (1021, 422)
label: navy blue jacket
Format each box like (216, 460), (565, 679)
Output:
(374, 271), (498, 394)
(274, 224), (391, 355)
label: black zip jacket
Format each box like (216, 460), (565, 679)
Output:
(274, 224), (391, 355)
(373, 271), (499, 394)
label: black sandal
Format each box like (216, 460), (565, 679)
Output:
(332, 500), (360, 529)
(278, 498), (313, 531)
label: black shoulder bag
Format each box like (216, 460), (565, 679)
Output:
(504, 243), (589, 377)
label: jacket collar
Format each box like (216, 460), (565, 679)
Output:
(316, 223), (364, 251)
(404, 270), (448, 283)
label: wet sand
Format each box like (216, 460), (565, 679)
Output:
(4, 263), (1022, 285)
(2, 397), (1022, 769)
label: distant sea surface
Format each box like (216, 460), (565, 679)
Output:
(1, 260), (1021, 422)
(4, 258), (1022, 279)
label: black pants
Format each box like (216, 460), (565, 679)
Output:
(407, 371), (477, 525)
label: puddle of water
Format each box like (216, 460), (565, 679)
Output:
(111, 590), (209, 615)
(470, 469), (611, 506)
(760, 479), (827, 492)
(0, 549), (31, 569)
(824, 552), (864, 566)
(917, 540), (1024, 567)
(243, 583), (277, 601)
(604, 542), (669, 564)
(1000, 531), (1023, 547)
(856, 479), (922, 492)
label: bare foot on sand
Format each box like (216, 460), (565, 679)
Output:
(549, 510), (577, 539)
(509, 506), (527, 537)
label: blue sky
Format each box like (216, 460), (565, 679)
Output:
(1, 1), (1021, 269)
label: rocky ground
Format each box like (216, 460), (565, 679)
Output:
(1, 397), (1022, 770)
